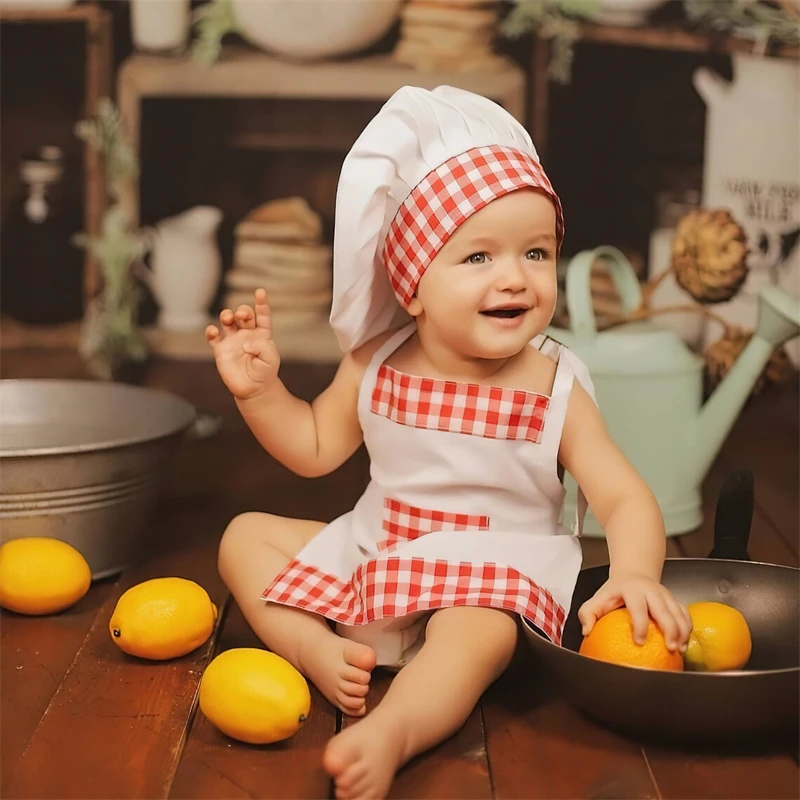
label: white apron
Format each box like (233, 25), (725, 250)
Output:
(262, 323), (595, 666)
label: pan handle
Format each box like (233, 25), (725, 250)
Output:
(708, 470), (753, 561)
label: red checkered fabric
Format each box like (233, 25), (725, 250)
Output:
(262, 555), (566, 644)
(382, 144), (564, 308)
(379, 497), (489, 552)
(371, 364), (550, 443)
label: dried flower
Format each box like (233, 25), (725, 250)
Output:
(672, 209), (750, 303)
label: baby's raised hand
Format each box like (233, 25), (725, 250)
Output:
(205, 289), (281, 400)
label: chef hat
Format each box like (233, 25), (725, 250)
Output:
(330, 85), (563, 353)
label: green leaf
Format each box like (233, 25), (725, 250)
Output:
(191, 0), (239, 66)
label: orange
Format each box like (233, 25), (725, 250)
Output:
(684, 601), (752, 672)
(579, 607), (684, 671)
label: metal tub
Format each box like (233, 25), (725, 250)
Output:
(0, 379), (197, 579)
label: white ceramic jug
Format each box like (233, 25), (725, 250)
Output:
(694, 53), (800, 363)
(141, 206), (223, 332)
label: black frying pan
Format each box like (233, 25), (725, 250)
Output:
(523, 471), (800, 743)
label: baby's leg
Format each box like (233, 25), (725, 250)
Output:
(323, 606), (517, 799)
(218, 512), (376, 716)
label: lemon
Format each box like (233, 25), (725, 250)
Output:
(684, 601), (752, 672)
(199, 648), (311, 745)
(109, 577), (218, 660)
(0, 537), (92, 615)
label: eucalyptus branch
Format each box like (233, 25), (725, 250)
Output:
(191, 0), (239, 66)
(500, 0), (600, 84)
(683, 0), (800, 46)
(73, 99), (148, 379)
(74, 98), (138, 200)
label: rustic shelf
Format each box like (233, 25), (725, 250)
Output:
(0, 5), (97, 22)
(527, 21), (798, 156)
(116, 46), (526, 225)
(0, 2), (113, 300)
(0, 315), (81, 351)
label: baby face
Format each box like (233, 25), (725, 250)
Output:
(408, 189), (559, 361)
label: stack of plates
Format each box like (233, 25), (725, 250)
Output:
(223, 197), (332, 330)
(392, 0), (504, 74)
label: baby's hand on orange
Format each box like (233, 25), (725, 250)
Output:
(205, 289), (281, 401)
(577, 573), (692, 653)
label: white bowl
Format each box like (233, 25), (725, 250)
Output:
(231, 0), (402, 60)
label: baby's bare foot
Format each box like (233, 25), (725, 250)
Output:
(298, 632), (376, 716)
(323, 712), (408, 800)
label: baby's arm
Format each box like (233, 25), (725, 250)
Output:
(207, 289), (386, 479)
(558, 383), (692, 649)
(236, 351), (364, 478)
(559, 384), (665, 578)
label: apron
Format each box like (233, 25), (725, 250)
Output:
(262, 322), (596, 666)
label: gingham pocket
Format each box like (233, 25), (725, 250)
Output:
(379, 497), (490, 552)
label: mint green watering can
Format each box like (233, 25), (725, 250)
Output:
(548, 246), (800, 537)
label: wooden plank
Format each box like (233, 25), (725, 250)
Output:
(0, 6), (101, 22)
(646, 747), (800, 800)
(715, 382), (799, 558)
(528, 37), (550, 157)
(117, 47), (524, 104)
(483, 653), (658, 799)
(82, 3), (111, 301)
(227, 131), (356, 153)
(4, 523), (228, 800)
(0, 579), (115, 793)
(576, 21), (799, 58)
(169, 601), (337, 799)
(340, 669), (492, 799)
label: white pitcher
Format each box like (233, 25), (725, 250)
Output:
(141, 206), (223, 332)
(694, 53), (800, 363)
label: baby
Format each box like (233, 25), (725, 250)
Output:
(206, 86), (692, 800)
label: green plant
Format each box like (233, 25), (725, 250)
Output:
(501, 0), (600, 84)
(684, 0), (800, 50)
(73, 99), (149, 380)
(191, 0), (239, 66)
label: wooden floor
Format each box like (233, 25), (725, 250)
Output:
(2, 349), (799, 800)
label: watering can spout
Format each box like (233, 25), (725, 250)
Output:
(690, 285), (800, 487)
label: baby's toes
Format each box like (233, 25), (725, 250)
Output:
(342, 665), (371, 686)
(340, 680), (369, 699)
(336, 692), (367, 716)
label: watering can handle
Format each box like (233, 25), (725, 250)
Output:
(565, 246), (644, 339)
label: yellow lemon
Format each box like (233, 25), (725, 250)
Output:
(684, 601), (752, 672)
(0, 537), (92, 615)
(199, 648), (311, 745)
(109, 577), (218, 660)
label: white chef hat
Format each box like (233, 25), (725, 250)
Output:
(330, 85), (563, 353)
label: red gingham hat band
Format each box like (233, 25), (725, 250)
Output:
(382, 145), (564, 309)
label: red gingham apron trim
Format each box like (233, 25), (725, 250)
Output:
(262, 555), (567, 645)
(382, 144), (564, 308)
(371, 364), (550, 443)
(378, 497), (490, 553)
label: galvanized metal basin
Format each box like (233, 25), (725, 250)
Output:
(0, 379), (197, 579)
